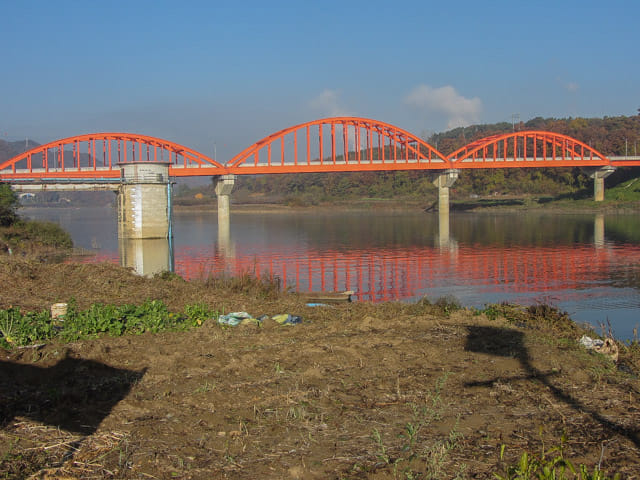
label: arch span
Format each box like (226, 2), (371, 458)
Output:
(225, 117), (451, 174)
(447, 130), (612, 168)
(0, 133), (225, 180)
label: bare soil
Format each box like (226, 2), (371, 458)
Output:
(1, 256), (639, 479)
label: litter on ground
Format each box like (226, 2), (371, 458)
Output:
(217, 312), (302, 326)
(579, 334), (619, 362)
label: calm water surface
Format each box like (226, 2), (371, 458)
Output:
(22, 206), (640, 340)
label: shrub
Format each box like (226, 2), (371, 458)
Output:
(0, 183), (19, 227)
(18, 220), (73, 248)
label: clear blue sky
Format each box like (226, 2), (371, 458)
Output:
(1, 0), (638, 161)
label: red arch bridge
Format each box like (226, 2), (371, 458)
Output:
(3, 117), (639, 179)
(1, 117), (639, 238)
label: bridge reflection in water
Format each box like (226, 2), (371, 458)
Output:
(118, 238), (175, 278)
(108, 214), (640, 305)
(173, 241), (640, 303)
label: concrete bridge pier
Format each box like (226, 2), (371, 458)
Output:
(432, 169), (459, 215)
(117, 162), (172, 239)
(215, 175), (236, 255)
(587, 166), (615, 202)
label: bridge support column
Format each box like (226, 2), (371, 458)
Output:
(587, 166), (615, 202)
(215, 175), (236, 253)
(117, 162), (172, 239)
(432, 169), (459, 215)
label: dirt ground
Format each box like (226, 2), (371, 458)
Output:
(1, 257), (639, 479)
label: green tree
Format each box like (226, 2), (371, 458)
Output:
(0, 183), (19, 226)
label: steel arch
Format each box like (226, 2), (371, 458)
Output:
(447, 130), (612, 168)
(0, 133), (224, 180)
(225, 117), (451, 174)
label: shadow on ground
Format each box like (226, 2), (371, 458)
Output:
(0, 355), (145, 435)
(464, 325), (640, 448)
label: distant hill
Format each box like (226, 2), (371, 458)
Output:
(0, 139), (41, 163)
(0, 138), (113, 206)
(430, 115), (640, 157)
(0, 138), (98, 169)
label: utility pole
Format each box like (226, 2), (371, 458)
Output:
(511, 113), (520, 131)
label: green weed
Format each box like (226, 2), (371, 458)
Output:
(0, 300), (217, 349)
(495, 433), (620, 480)
(0, 307), (54, 348)
(194, 381), (216, 394)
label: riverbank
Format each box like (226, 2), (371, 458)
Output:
(172, 191), (640, 215)
(1, 256), (639, 478)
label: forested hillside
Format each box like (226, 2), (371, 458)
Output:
(233, 114), (640, 204)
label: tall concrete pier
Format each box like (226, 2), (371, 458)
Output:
(588, 166), (615, 202)
(117, 162), (172, 239)
(215, 174), (236, 254)
(433, 169), (459, 216)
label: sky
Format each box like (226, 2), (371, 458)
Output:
(1, 0), (639, 162)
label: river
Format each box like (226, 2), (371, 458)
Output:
(21, 206), (640, 341)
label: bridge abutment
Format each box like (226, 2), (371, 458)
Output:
(117, 163), (172, 239)
(587, 166), (615, 202)
(432, 169), (459, 215)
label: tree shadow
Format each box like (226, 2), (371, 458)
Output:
(464, 325), (640, 448)
(0, 355), (146, 435)
(452, 198), (525, 211)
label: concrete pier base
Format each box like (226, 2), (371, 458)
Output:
(587, 166), (615, 202)
(117, 163), (172, 239)
(432, 169), (459, 215)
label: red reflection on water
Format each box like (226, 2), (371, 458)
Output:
(75, 243), (640, 302)
(171, 243), (640, 302)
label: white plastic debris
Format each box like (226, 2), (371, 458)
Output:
(579, 335), (604, 349)
(579, 335), (619, 363)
